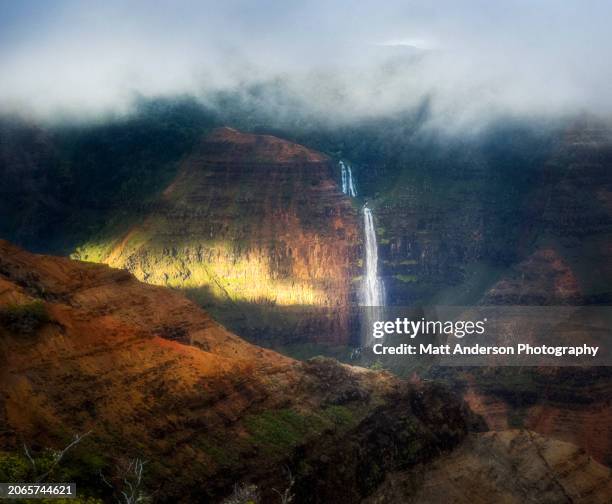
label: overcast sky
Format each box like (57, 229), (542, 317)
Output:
(1, 0), (611, 126)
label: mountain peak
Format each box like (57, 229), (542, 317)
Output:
(203, 126), (329, 163)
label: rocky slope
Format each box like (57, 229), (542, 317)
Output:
(482, 248), (583, 304)
(365, 430), (612, 503)
(0, 240), (476, 503)
(73, 127), (360, 345)
(453, 367), (612, 465)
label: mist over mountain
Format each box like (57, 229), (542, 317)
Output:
(1, 0), (612, 129)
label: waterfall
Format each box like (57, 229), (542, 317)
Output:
(338, 159), (384, 347)
(339, 161), (357, 197)
(362, 206), (384, 307)
(347, 165), (357, 197)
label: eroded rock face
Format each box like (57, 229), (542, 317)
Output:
(372, 118), (612, 308)
(447, 119), (612, 466)
(483, 248), (582, 304)
(461, 368), (612, 466)
(482, 119), (612, 306)
(365, 430), (612, 504)
(74, 127), (360, 344)
(0, 240), (473, 503)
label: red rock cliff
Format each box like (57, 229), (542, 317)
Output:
(74, 127), (360, 344)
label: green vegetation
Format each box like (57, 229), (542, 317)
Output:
(276, 344), (355, 362)
(369, 360), (386, 371)
(0, 300), (50, 335)
(194, 403), (360, 476)
(321, 405), (355, 427)
(394, 274), (418, 283)
(0, 450), (105, 503)
(242, 405), (358, 457)
(196, 436), (244, 469)
(245, 409), (325, 456)
(0, 451), (30, 481)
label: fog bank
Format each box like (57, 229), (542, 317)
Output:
(1, 0), (611, 127)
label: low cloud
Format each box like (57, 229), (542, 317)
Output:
(1, 0), (611, 128)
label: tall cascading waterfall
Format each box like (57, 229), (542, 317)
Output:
(337, 160), (384, 348)
(362, 206), (384, 307)
(347, 165), (357, 197)
(362, 205), (385, 347)
(339, 161), (357, 197)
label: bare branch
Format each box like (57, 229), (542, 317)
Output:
(22, 442), (36, 473)
(272, 466), (295, 504)
(35, 430), (92, 483)
(102, 457), (149, 504)
(99, 469), (114, 489)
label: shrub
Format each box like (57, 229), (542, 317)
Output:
(369, 360), (385, 371)
(0, 451), (30, 481)
(0, 300), (50, 335)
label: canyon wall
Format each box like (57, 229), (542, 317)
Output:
(372, 119), (612, 306)
(73, 127), (360, 345)
(434, 120), (612, 465)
